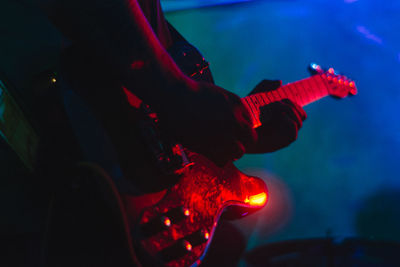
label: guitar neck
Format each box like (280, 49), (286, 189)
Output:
(242, 74), (330, 128)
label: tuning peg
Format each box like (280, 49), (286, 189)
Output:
(349, 81), (358, 95)
(308, 63), (323, 75)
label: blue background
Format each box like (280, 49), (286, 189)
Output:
(164, 0), (400, 248)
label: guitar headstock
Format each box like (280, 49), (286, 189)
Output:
(308, 63), (358, 98)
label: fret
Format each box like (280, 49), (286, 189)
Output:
(246, 96), (257, 114)
(280, 87), (290, 100)
(242, 73), (347, 128)
(291, 84), (302, 104)
(252, 95), (262, 116)
(259, 93), (270, 105)
(317, 76), (328, 97)
(242, 97), (258, 126)
(263, 91), (273, 103)
(248, 96), (262, 127)
(303, 79), (315, 101)
(276, 87), (285, 100)
(281, 84), (293, 102)
(260, 92), (271, 105)
(321, 75), (334, 96)
(282, 84), (296, 103)
(250, 95), (261, 122)
(310, 78), (319, 101)
(301, 80), (316, 105)
(249, 95), (258, 109)
(279, 86), (289, 100)
(293, 83), (306, 106)
(296, 83), (306, 104)
(300, 80), (314, 105)
(272, 90), (280, 102)
(315, 75), (330, 96)
(307, 77), (321, 100)
(256, 94), (265, 106)
(311, 77), (323, 100)
(306, 78), (320, 104)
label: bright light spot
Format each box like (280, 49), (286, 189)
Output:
(204, 231), (210, 240)
(51, 78), (57, 83)
(253, 121), (262, 129)
(163, 217), (171, 227)
(245, 192), (267, 207)
(184, 241), (192, 251)
(183, 208), (190, 217)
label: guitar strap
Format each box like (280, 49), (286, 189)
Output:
(0, 79), (39, 172)
(166, 22), (214, 84)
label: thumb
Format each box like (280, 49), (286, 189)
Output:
(248, 79), (282, 96)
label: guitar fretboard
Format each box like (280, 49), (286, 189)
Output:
(242, 74), (330, 128)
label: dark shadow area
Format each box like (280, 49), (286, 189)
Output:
(201, 221), (247, 267)
(355, 188), (400, 242)
(244, 237), (400, 267)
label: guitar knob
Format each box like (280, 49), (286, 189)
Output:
(162, 216), (172, 227)
(158, 239), (193, 262)
(157, 229), (210, 262)
(139, 216), (173, 238)
(139, 207), (190, 238)
(168, 206), (190, 219)
(186, 229), (210, 246)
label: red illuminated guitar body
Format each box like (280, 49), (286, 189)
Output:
(121, 64), (357, 267)
(124, 152), (267, 267)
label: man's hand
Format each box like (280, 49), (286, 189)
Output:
(153, 78), (306, 166)
(155, 81), (257, 167)
(245, 79), (307, 153)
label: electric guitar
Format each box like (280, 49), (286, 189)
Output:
(121, 64), (357, 267)
(242, 64), (358, 128)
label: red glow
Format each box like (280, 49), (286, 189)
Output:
(333, 77), (338, 83)
(253, 121), (262, 128)
(163, 217), (171, 227)
(339, 79), (343, 84)
(245, 192), (267, 207)
(130, 60), (145, 70)
(122, 86), (142, 108)
(184, 241), (192, 251)
(349, 81), (355, 87)
(328, 68), (335, 74)
(204, 232), (210, 240)
(183, 208), (190, 217)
